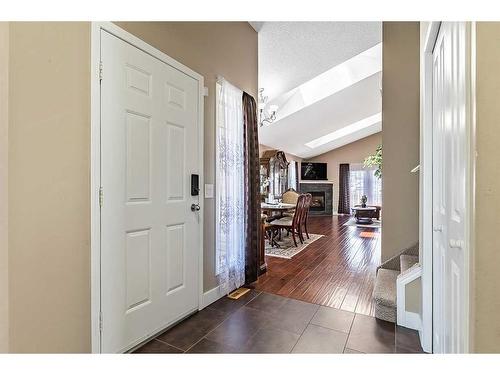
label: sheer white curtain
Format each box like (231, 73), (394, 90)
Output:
(349, 163), (382, 207)
(288, 161), (297, 191)
(215, 79), (246, 294)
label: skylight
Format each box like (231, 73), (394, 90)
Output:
(305, 112), (382, 149)
(269, 43), (382, 122)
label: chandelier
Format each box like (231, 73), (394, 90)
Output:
(258, 88), (278, 127)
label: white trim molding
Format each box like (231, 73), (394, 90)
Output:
(90, 22), (101, 354)
(90, 22), (205, 353)
(419, 20), (441, 354)
(200, 286), (224, 309)
(397, 264), (422, 331)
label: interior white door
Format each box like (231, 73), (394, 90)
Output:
(100, 30), (201, 353)
(432, 22), (468, 354)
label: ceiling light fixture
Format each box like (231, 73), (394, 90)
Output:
(258, 88), (278, 127)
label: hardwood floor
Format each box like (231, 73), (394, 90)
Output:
(252, 215), (381, 316)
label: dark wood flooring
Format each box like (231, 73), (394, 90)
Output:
(133, 291), (423, 354)
(252, 215), (380, 316)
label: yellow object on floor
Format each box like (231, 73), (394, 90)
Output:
(227, 287), (251, 300)
(360, 231), (379, 238)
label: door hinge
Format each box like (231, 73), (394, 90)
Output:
(99, 61), (103, 82)
(99, 186), (103, 207)
(99, 311), (103, 332)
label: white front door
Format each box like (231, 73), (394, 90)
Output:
(100, 30), (202, 353)
(432, 22), (469, 353)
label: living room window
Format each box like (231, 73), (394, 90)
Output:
(349, 163), (382, 207)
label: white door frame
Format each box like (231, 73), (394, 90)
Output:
(420, 21), (475, 353)
(90, 22), (205, 353)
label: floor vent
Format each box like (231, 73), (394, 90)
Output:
(227, 287), (251, 300)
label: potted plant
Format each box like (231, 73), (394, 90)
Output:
(364, 144), (382, 179)
(360, 195), (368, 208)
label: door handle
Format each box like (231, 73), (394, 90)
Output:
(191, 203), (201, 212)
(449, 239), (463, 249)
(433, 225), (443, 232)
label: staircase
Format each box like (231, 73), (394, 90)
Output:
(373, 243), (419, 323)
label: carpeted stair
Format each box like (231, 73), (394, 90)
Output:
(400, 254), (419, 273)
(373, 243), (419, 323)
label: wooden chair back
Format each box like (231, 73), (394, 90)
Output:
(292, 194), (307, 228)
(303, 193), (312, 219)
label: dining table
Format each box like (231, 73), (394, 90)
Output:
(260, 202), (296, 260)
(260, 202), (296, 218)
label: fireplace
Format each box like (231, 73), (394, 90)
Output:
(299, 182), (333, 216)
(309, 192), (326, 212)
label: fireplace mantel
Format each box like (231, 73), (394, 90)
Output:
(299, 182), (334, 216)
(299, 180), (334, 184)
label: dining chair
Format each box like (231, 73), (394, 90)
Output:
(302, 193), (312, 240)
(270, 194), (307, 247)
(282, 189), (299, 218)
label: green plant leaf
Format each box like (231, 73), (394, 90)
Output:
(364, 144), (382, 179)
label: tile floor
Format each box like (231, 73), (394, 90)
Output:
(133, 290), (424, 354)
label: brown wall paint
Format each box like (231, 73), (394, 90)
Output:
(8, 22), (91, 352)
(473, 22), (500, 353)
(381, 22), (420, 261)
(0, 22), (9, 353)
(304, 133), (382, 213)
(116, 22), (258, 292)
(6, 22), (257, 352)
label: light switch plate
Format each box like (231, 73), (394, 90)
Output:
(204, 184), (214, 199)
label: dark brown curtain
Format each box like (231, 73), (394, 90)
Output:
(242, 92), (260, 284)
(338, 163), (350, 214)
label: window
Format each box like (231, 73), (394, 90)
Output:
(349, 163), (382, 207)
(288, 160), (298, 191)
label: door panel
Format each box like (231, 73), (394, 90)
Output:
(432, 22), (468, 354)
(100, 30), (201, 353)
(166, 223), (186, 294)
(126, 112), (151, 201)
(125, 229), (151, 311)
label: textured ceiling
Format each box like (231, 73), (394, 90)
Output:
(254, 22), (382, 158)
(255, 22), (382, 100)
(259, 73), (382, 159)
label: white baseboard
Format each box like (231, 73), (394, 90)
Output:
(400, 311), (422, 331)
(200, 285), (224, 309)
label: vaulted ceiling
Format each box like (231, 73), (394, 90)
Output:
(251, 22), (382, 159)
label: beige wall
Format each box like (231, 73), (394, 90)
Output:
(6, 22), (257, 353)
(117, 22), (258, 292)
(304, 133), (381, 213)
(405, 278), (421, 314)
(473, 22), (500, 353)
(259, 143), (274, 157)
(0, 22), (9, 353)
(381, 22), (420, 261)
(8, 22), (91, 352)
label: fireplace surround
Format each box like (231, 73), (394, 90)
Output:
(299, 182), (333, 216)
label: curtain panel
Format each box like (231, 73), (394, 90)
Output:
(242, 92), (260, 283)
(215, 80), (246, 294)
(338, 163), (350, 214)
